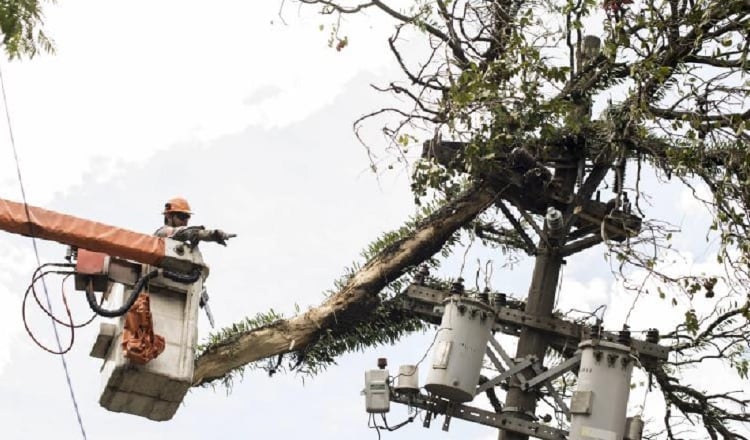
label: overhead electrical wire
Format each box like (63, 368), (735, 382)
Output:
(0, 61), (88, 440)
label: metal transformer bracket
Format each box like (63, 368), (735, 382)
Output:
(391, 391), (568, 440)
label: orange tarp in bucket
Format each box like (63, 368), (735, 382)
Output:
(122, 292), (165, 364)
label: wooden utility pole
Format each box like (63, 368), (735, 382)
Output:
(498, 170), (576, 440)
(499, 34), (601, 439)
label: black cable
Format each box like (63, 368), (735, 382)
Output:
(380, 413), (415, 431)
(28, 264), (97, 328)
(22, 270), (77, 354)
(367, 414), (382, 440)
(85, 269), (158, 317)
(162, 267), (201, 284)
(478, 375), (503, 412)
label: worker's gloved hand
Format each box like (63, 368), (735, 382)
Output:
(211, 229), (237, 246)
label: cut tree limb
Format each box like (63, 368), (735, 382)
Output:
(192, 183), (499, 386)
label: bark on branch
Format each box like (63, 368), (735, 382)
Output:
(192, 183), (499, 385)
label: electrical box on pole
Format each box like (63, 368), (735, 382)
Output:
(364, 368), (391, 414)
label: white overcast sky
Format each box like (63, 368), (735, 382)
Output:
(0, 2), (743, 440)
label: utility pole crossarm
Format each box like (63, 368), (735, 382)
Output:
(421, 140), (642, 242)
(402, 284), (670, 363)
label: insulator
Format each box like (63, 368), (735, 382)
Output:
(546, 207), (564, 231)
(590, 323), (603, 339)
(617, 326), (632, 346)
(414, 265), (430, 285)
(478, 288), (490, 304)
(493, 292), (507, 307)
(451, 278), (465, 295)
(622, 192), (631, 214)
(646, 328), (659, 344)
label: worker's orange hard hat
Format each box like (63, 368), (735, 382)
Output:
(162, 197), (192, 215)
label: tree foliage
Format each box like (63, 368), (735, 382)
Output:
(0, 0), (54, 59)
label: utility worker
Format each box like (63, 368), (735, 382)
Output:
(156, 197), (236, 245)
(121, 197), (233, 364)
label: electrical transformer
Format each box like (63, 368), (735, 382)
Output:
(89, 244), (208, 421)
(569, 340), (636, 440)
(424, 295), (495, 402)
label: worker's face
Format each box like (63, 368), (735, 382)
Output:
(167, 213), (190, 227)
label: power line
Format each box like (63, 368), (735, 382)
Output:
(0, 60), (88, 440)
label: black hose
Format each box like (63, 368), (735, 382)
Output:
(162, 267), (201, 284)
(85, 269), (159, 318)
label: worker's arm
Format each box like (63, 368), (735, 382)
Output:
(171, 226), (237, 246)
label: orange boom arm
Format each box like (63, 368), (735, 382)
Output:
(0, 197), (165, 266)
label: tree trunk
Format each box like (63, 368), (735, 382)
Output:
(192, 183), (498, 386)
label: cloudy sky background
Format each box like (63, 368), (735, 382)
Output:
(0, 2), (743, 439)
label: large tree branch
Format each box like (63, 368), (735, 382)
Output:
(192, 183), (499, 385)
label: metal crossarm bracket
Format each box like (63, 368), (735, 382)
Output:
(530, 363), (571, 420)
(486, 346), (507, 373)
(481, 338), (537, 394)
(488, 337), (516, 366)
(390, 391), (569, 440)
(477, 356), (533, 394)
(522, 354), (581, 391)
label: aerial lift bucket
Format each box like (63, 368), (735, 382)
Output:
(0, 197), (214, 421)
(79, 245), (208, 421)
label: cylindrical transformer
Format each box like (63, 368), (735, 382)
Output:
(395, 365), (419, 393)
(424, 296), (496, 402)
(570, 340), (637, 440)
